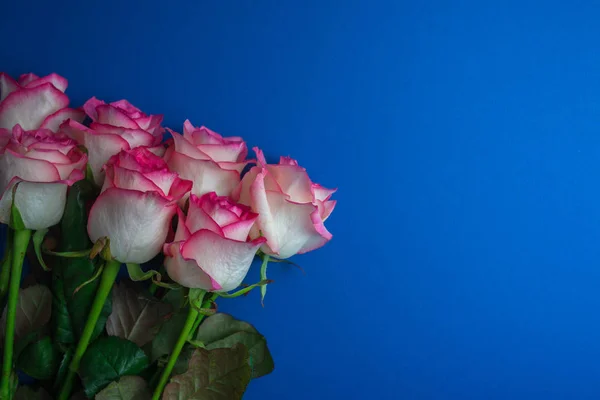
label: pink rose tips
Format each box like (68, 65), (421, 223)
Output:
(164, 192), (266, 292)
(0, 72), (84, 132)
(60, 97), (165, 185)
(87, 147), (192, 264)
(0, 125), (87, 229)
(164, 120), (249, 199)
(0, 72), (341, 400)
(234, 147), (336, 259)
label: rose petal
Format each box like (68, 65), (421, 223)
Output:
(0, 179), (68, 230)
(222, 219), (257, 241)
(188, 126), (224, 145)
(110, 99), (142, 115)
(88, 188), (177, 264)
(217, 161), (250, 174)
(312, 183), (337, 202)
(24, 148), (71, 164)
(135, 114), (164, 135)
(319, 199), (336, 221)
(253, 146), (268, 166)
(250, 171), (331, 258)
(265, 164), (313, 203)
(96, 104), (141, 129)
(25, 73), (68, 92)
(167, 152), (240, 198)
(185, 202), (225, 238)
(27, 148), (86, 181)
(197, 142), (247, 163)
(198, 193), (240, 227)
(298, 207), (333, 254)
(134, 169), (175, 195)
(90, 123), (156, 148)
(232, 166), (259, 204)
(60, 120), (130, 185)
(173, 209), (192, 242)
(168, 177), (193, 202)
(182, 119), (197, 141)
(180, 229), (265, 292)
(106, 166), (167, 195)
(0, 149), (61, 191)
(0, 73), (19, 102)
(148, 143), (167, 157)
(168, 130), (211, 160)
(112, 146), (168, 173)
(0, 84), (69, 130)
(40, 108), (85, 132)
(17, 73), (39, 86)
(279, 156), (298, 166)
(83, 97), (105, 120)
(0, 128), (10, 148)
(164, 242), (221, 291)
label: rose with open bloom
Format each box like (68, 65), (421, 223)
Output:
(165, 120), (249, 199)
(164, 192), (266, 292)
(0, 72), (84, 131)
(60, 97), (165, 185)
(0, 125), (87, 229)
(234, 148), (336, 259)
(87, 147), (192, 264)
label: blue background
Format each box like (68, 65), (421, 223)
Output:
(2, 0), (600, 399)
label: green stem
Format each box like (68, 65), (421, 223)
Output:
(152, 295), (205, 400)
(149, 282), (158, 296)
(188, 294), (217, 341)
(149, 264), (166, 296)
(57, 259), (121, 400)
(0, 228), (14, 300)
(0, 229), (31, 398)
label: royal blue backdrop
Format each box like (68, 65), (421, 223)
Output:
(3, 1), (600, 399)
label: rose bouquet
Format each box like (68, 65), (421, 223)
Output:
(0, 72), (336, 399)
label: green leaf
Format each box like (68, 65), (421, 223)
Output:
(14, 331), (41, 360)
(9, 184), (26, 231)
(14, 386), (51, 400)
(260, 254), (269, 305)
(52, 181), (112, 345)
(72, 263), (104, 295)
(95, 376), (150, 400)
(218, 279), (271, 298)
(163, 345), (252, 400)
(51, 275), (74, 344)
(32, 229), (51, 271)
(189, 288), (206, 312)
(162, 289), (186, 309)
(69, 391), (87, 400)
(44, 249), (92, 258)
(194, 313), (275, 378)
(16, 336), (59, 380)
(106, 283), (172, 347)
(85, 162), (95, 184)
(126, 263), (160, 282)
(0, 285), (51, 342)
(151, 279), (182, 290)
(149, 308), (189, 363)
(54, 348), (74, 391)
(79, 337), (149, 398)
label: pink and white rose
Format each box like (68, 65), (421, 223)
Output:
(164, 120), (249, 199)
(0, 125), (87, 229)
(164, 192), (266, 292)
(87, 147), (192, 264)
(0, 72), (84, 131)
(234, 148), (336, 259)
(60, 97), (166, 185)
